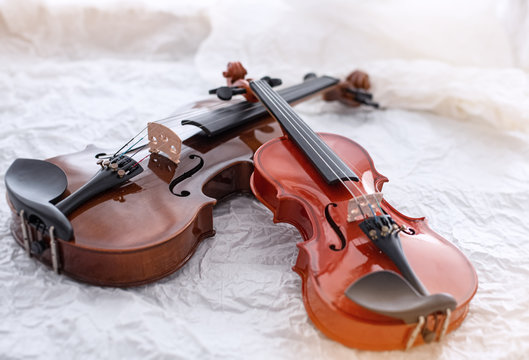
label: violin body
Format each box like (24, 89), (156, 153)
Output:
(6, 63), (341, 286)
(250, 133), (478, 350)
(8, 113), (283, 286)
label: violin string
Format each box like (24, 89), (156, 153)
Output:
(130, 153), (151, 170)
(123, 136), (146, 155)
(113, 125), (148, 157)
(116, 79), (311, 159)
(113, 105), (232, 159)
(258, 81), (379, 214)
(129, 141), (147, 159)
(257, 81), (372, 184)
(257, 81), (380, 217)
(113, 102), (231, 157)
(258, 82), (369, 185)
(154, 101), (234, 127)
(127, 101), (239, 168)
(113, 83), (300, 159)
(254, 81), (381, 216)
(115, 81), (354, 197)
(253, 82), (362, 206)
(280, 86), (382, 216)
(112, 91), (271, 159)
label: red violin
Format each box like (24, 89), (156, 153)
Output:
(213, 75), (478, 350)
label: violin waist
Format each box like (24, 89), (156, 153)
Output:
(7, 117), (284, 287)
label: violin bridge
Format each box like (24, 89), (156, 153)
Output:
(147, 122), (182, 164)
(347, 192), (383, 222)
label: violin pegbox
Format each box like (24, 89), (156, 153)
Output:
(147, 122), (182, 164)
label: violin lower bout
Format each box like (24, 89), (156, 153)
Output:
(9, 196), (215, 287)
(250, 133), (477, 350)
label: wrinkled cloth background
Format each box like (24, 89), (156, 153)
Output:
(1, 0), (529, 359)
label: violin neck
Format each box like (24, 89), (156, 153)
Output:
(249, 79), (358, 184)
(184, 75), (341, 138)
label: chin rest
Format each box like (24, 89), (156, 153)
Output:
(345, 270), (457, 324)
(6, 155), (144, 243)
(5, 158), (72, 240)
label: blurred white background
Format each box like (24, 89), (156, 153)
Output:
(0, 1), (528, 359)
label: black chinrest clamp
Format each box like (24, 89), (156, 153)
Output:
(16, 209), (60, 274)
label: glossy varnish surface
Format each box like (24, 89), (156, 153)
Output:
(9, 110), (283, 286)
(250, 133), (478, 350)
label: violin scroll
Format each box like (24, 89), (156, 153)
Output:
(347, 70), (371, 90)
(222, 61), (248, 85)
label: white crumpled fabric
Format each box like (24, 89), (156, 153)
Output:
(1, 1), (529, 359)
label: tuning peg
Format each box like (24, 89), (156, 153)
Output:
(216, 87), (236, 101)
(208, 86), (247, 101)
(346, 88), (373, 100)
(344, 88), (379, 108)
(260, 76), (282, 87)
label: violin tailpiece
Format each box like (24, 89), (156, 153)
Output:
(147, 122), (182, 164)
(347, 192), (383, 222)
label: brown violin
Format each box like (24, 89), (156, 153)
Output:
(5, 63), (348, 287)
(216, 77), (478, 350)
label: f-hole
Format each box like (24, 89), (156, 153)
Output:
(325, 203), (347, 251)
(169, 154), (204, 197)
